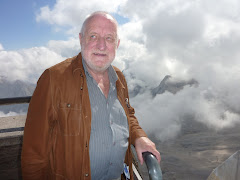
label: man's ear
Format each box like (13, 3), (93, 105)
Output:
(117, 39), (120, 49)
(79, 33), (82, 44)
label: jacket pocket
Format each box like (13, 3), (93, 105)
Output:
(57, 102), (82, 136)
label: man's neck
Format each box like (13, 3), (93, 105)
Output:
(86, 67), (108, 83)
(87, 67), (110, 98)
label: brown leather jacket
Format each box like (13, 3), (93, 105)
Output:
(21, 53), (147, 179)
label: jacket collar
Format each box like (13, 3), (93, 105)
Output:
(72, 52), (84, 75)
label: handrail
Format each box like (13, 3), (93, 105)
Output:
(143, 152), (163, 180)
(0, 96), (31, 105)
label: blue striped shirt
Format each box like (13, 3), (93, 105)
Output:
(83, 60), (129, 180)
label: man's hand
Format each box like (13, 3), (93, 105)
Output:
(134, 137), (161, 165)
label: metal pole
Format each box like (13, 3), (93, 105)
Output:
(0, 96), (31, 105)
(143, 152), (163, 180)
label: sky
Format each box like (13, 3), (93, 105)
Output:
(0, 0), (240, 141)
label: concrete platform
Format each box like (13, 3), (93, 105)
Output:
(0, 115), (26, 146)
(0, 115), (26, 180)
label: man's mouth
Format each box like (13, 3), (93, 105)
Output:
(93, 53), (107, 56)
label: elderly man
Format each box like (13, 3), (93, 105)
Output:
(21, 11), (160, 180)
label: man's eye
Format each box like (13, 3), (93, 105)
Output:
(90, 35), (96, 39)
(106, 37), (114, 42)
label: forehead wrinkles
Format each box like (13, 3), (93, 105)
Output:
(86, 26), (117, 37)
(84, 15), (118, 37)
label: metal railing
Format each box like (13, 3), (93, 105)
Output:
(143, 152), (162, 180)
(0, 96), (31, 105)
(0, 96), (31, 134)
(131, 144), (162, 180)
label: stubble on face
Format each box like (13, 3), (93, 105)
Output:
(80, 14), (119, 74)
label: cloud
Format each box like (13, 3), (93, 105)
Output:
(0, 47), (64, 83)
(3, 0), (240, 141)
(0, 111), (20, 117)
(117, 0), (240, 140)
(47, 37), (80, 57)
(36, 0), (127, 34)
(0, 37), (81, 84)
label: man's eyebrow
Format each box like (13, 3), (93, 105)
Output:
(88, 31), (97, 34)
(106, 34), (115, 37)
(86, 29), (117, 37)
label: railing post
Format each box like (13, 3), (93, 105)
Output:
(143, 152), (163, 180)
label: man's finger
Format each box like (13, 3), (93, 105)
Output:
(137, 151), (144, 165)
(152, 150), (161, 163)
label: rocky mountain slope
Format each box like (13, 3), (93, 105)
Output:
(138, 119), (240, 179)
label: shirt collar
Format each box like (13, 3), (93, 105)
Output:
(82, 57), (118, 85)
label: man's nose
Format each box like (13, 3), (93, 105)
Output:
(96, 37), (106, 51)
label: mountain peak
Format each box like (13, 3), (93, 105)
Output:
(151, 75), (198, 97)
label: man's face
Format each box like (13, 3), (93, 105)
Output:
(79, 15), (120, 73)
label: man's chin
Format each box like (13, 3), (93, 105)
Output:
(83, 57), (113, 73)
(94, 65), (109, 72)
(87, 63), (110, 73)
(92, 60), (112, 70)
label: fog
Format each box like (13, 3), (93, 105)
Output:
(1, 0), (240, 140)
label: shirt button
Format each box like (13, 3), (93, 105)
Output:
(67, 103), (71, 108)
(85, 173), (89, 177)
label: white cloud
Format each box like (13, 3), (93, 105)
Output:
(47, 37), (80, 58)
(0, 47), (64, 83)
(0, 111), (19, 117)
(3, 0), (240, 140)
(201, 0), (240, 21)
(36, 0), (127, 34)
(117, 0), (240, 139)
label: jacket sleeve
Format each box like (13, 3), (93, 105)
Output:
(120, 73), (147, 145)
(21, 69), (55, 179)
